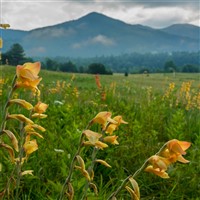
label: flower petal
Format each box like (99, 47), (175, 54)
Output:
(9, 99), (33, 110)
(145, 165), (170, 179)
(3, 130), (19, 152)
(95, 159), (112, 168)
(7, 114), (34, 124)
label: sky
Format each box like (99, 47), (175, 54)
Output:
(0, 0), (199, 31)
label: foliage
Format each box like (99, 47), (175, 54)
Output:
(164, 60), (177, 72)
(0, 65), (200, 199)
(182, 64), (199, 73)
(2, 43), (33, 66)
(87, 63), (113, 75)
(2, 43), (200, 73)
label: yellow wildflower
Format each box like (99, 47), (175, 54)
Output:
(161, 139), (191, 163)
(103, 135), (119, 145)
(128, 177), (140, 200)
(23, 139), (38, 156)
(145, 165), (169, 179)
(31, 113), (47, 119)
(95, 159), (111, 168)
(34, 101), (48, 114)
(15, 62), (42, 93)
(91, 111), (117, 128)
(106, 115), (128, 134)
(83, 130), (108, 149)
(7, 114), (34, 124)
(145, 155), (170, 178)
(8, 99), (33, 110)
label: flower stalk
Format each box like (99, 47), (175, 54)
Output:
(15, 122), (25, 200)
(59, 122), (92, 200)
(108, 139), (191, 199)
(107, 158), (150, 200)
(0, 75), (17, 135)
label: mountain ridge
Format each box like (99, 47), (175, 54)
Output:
(1, 12), (199, 57)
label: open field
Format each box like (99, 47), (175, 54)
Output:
(0, 65), (200, 199)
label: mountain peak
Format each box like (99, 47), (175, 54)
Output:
(2, 12), (199, 57)
(79, 12), (112, 20)
(161, 23), (200, 39)
(77, 11), (127, 26)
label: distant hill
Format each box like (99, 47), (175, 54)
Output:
(160, 24), (200, 40)
(1, 12), (200, 57)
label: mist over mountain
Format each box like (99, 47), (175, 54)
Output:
(2, 12), (200, 57)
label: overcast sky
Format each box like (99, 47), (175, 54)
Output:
(0, 0), (199, 30)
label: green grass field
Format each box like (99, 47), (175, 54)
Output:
(0, 65), (200, 199)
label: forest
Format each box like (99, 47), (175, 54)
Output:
(1, 43), (199, 74)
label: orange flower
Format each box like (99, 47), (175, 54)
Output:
(15, 62), (42, 92)
(162, 149), (190, 164)
(145, 155), (170, 179)
(103, 135), (119, 145)
(148, 155), (170, 170)
(16, 62), (41, 81)
(145, 165), (169, 179)
(16, 79), (41, 91)
(7, 114), (34, 124)
(34, 101), (48, 114)
(31, 113), (48, 119)
(106, 115), (128, 134)
(125, 177), (140, 200)
(23, 139), (38, 156)
(8, 99), (33, 110)
(166, 139), (191, 155)
(83, 130), (108, 150)
(161, 139), (191, 164)
(95, 74), (101, 89)
(113, 116), (128, 125)
(145, 140), (191, 179)
(91, 111), (117, 128)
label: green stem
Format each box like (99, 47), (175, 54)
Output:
(0, 75), (17, 135)
(156, 142), (168, 156)
(107, 158), (150, 200)
(81, 147), (99, 200)
(107, 142), (168, 200)
(81, 122), (110, 199)
(15, 122), (25, 200)
(59, 122), (92, 200)
(2, 165), (17, 199)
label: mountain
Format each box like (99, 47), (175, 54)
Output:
(160, 24), (200, 40)
(1, 12), (200, 57)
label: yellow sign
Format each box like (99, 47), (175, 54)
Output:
(0, 38), (3, 48)
(0, 24), (10, 29)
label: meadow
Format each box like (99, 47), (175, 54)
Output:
(0, 65), (200, 200)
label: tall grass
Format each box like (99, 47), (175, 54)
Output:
(0, 65), (199, 199)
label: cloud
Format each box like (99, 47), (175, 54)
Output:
(27, 27), (76, 38)
(72, 34), (115, 49)
(91, 35), (115, 46)
(118, 6), (200, 28)
(28, 46), (46, 56)
(0, 0), (199, 30)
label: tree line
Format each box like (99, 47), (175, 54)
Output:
(1, 43), (199, 74)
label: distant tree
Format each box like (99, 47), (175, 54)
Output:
(87, 63), (112, 74)
(5, 43), (26, 66)
(79, 66), (85, 73)
(60, 61), (77, 72)
(182, 64), (199, 73)
(164, 60), (177, 72)
(45, 58), (59, 71)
